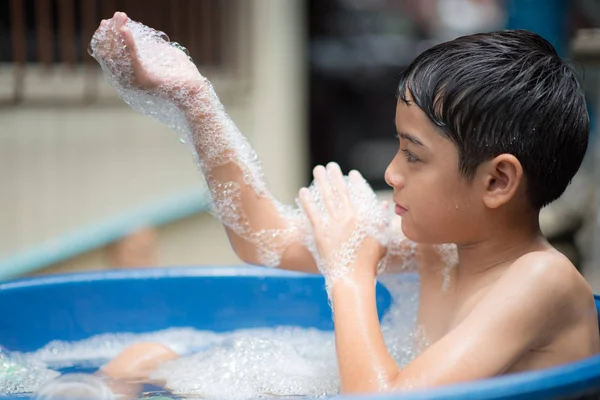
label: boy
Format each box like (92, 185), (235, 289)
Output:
(94, 12), (598, 394)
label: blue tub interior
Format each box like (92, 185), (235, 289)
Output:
(1, 266), (599, 400)
(0, 267), (378, 352)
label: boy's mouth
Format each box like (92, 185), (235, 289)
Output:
(394, 204), (408, 216)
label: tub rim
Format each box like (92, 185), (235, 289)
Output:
(0, 266), (598, 400)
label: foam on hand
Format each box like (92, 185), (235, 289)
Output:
(298, 168), (391, 293)
(88, 14), (307, 267)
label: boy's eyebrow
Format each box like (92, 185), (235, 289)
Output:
(397, 131), (426, 147)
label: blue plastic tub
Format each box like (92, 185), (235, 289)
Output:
(1, 266), (599, 399)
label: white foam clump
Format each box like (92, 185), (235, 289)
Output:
(18, 328), (224, 368)
(88, 16), (307, 268)
(151, 330), (339, 399)
(0, 349), (59, 394)
(436, 243), (459, 291)
(151, 277), (421, 400)
(35, 374), (114, 400)
(299, 169), (390, 293)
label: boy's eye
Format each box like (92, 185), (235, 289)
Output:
(401, 148), (420, 163)
(395, 133), (421, 163)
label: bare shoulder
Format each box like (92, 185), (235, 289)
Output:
(500, 250), (593, 317)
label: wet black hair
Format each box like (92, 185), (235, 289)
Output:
(397, 30), (589, 209)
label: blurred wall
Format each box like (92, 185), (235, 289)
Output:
(0, 0), (307, 275)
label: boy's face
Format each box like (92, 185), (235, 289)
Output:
(385, 97), (483, 244)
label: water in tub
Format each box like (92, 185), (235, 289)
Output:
(0, 275), (420, 399)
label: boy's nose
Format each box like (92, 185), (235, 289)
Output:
(384, 163), (404, 190)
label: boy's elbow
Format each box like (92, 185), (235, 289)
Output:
(226, 234), (258, 265)
(341, 369), (402, 395)
(232, 245), (258, 265)
(231, 241), (267, 267)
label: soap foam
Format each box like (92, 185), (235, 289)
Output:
(1, 276), (420, 399)
(0, 348), (59, 394)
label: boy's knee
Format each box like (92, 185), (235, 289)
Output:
(101, 342), (178, 380)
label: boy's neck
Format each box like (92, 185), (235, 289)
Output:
(454, 211), (547, 280)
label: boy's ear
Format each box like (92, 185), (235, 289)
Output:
(480, 154), (523, 209)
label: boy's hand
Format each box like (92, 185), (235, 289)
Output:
(89, 12), (204, 102)
(299, 163), (387, 284)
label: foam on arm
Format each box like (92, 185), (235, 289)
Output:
(88, 14), (315, 270)
(88, 13), (426, 275)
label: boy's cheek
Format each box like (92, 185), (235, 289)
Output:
(398, 207), (432, 243)
(402, 202), (463, 244)
(400, 217), (442, 244)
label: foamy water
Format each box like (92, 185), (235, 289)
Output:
(0, 348), (59, 394)
(0, 275), (420, 399)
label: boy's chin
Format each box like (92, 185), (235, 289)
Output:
(400, 220), (448, 245)
(400, 220), (420, 242)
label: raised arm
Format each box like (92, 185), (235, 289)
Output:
(89, 12), (318, 272)
(89, 12), (420, 276)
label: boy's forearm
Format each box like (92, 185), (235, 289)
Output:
(197, 160), (296, 265)
(89, 15), (315, 270)
(332, 271), (399, 393)
(178, 88), (310, 269)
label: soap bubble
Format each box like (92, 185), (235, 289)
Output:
(35, 374), (114, 400)
(157, 31), (170, 42)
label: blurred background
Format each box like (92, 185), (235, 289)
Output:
(1, 0), (600, 289)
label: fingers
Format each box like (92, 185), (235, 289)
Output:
(299, 187), (321, 233)
(113, 12), (124, 28)
(313, 165), (336, 217)
(112, 12), (130, 29)
(348, 169), (372, 200)
(326, 162), (352, 212)
(313, 162), (354, 218)
(348, 169), (382, 224)
(94, 11), (144, 81)
(119, 24), (139, 64)
(92, 12), (129, 61)
(348, 169), (365, 201)
(112, 12), (137, 60)
(348, 169), (365, 185)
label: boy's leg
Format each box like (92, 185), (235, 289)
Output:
(101, 342), (179, 380)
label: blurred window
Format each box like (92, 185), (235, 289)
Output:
(1, 0), (250, 103)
